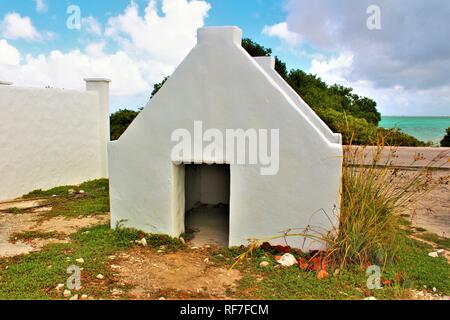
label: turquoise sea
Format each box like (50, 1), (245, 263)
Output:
(379, 116), (450, 145)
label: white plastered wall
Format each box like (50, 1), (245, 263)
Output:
(0, 79), (110, 201)
(109, 26), (342, 250)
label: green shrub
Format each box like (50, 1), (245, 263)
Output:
(441, 127), (450, 147)
(110, 109), (140, 140)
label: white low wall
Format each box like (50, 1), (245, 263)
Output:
(0, 79), (110, 201)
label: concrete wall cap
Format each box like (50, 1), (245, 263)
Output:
(197, 26), (242, 45)
(84, 78), (111, 83)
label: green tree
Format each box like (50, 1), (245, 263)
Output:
(242, 38), (288, 79)
(441, 127), (450, 147)
(151, 76), (169, 98)
(110, 109), (140, 140)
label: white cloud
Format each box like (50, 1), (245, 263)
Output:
(0, 39), (21, 65)
(34, 0), (47, 13)
(0, 46), (149, 96)
(308, 53), (450, 116)
(85, 41), (106, 57)
(310, 53), (353, 85)
(1, 12), (41, 41)
(0, 0), (212, 111)
(82, 16), (102, 36)
(279, 0), (450, 115)
(105, 0), (211, 65)
(262, 22), (300, 46)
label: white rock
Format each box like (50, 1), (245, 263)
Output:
(81, 294), (88, 300)
(63, 289), (71, 297)
(364, 296), (377, 300)
(110, 265), (121, 269)
(433, 287), (437, 292)
(428, 252), (439, 258)
(111, 288), (122, 296)
(275, 253), (298, 267)
(55, 283), (65, 291)
(179, 237), (185, 244)
(159, 297), (165, 300)
(259, 261), (270, 267)
(69, 294), (79, 300)
(96, 274), (105, 280)
(436, 249), (445, 256)
(135, 238), (147, 247)
(75, 258), (85, 264)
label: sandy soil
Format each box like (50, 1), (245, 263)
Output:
(112, 247), (241, 300)
(0, 200), (109, 257)
(406, 170), (450, 236)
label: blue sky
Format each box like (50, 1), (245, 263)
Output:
(1, 0), (449, 116)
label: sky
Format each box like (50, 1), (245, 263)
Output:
(0, 0), (449, 116)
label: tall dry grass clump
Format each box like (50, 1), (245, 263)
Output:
(330, 142), (447, 267)
(232, 137), (448, 270)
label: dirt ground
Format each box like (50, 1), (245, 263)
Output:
(112, 247), (241, 299)
(0, 167), (449, 300)
(0, 202), (109, 257)
(406, 170), (450, 236)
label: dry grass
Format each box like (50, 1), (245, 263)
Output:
(233, 140), (449, 269)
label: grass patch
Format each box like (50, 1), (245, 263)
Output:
(0, 223), (188, 300)
(10, 231), (66, 242)
(145, 234), (186, 252)
(4, 207), (27, 214)
(218, 233), (449, 300)
(416, 233), (450, 250)
(25, 179), (110, 219)
(0, 225), (137, 299)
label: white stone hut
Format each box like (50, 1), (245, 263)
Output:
(109, 26), (342, 249)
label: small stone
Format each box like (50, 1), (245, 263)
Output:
(79, 190), (85, 194)
(364, 296), (377, 300)
(111, 288), (122, 296)
(63, 289), (71, 297)
(436, 249), (445, 256)
(204, 258), (210, 264)
(275, 253), (298, 267)
(75, 258), (84, 264)
(108, 255), (117, 260)
(69, 294), (79, 300)
(433, 287), (437, 292)
(159, 297), (165, 300)
(110, 265), (121, 269)
(191, 246), (199, 250)
(259, 261), (270, 267)
(135, 238), (147, 247)
(55, 283), (64, 291)
(179, 237), (185, 244)
(96, 274), (105, 280)
(68, 189), (75, 195)
(428, 252), (439, 258)
(81, 294), (88, 300)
